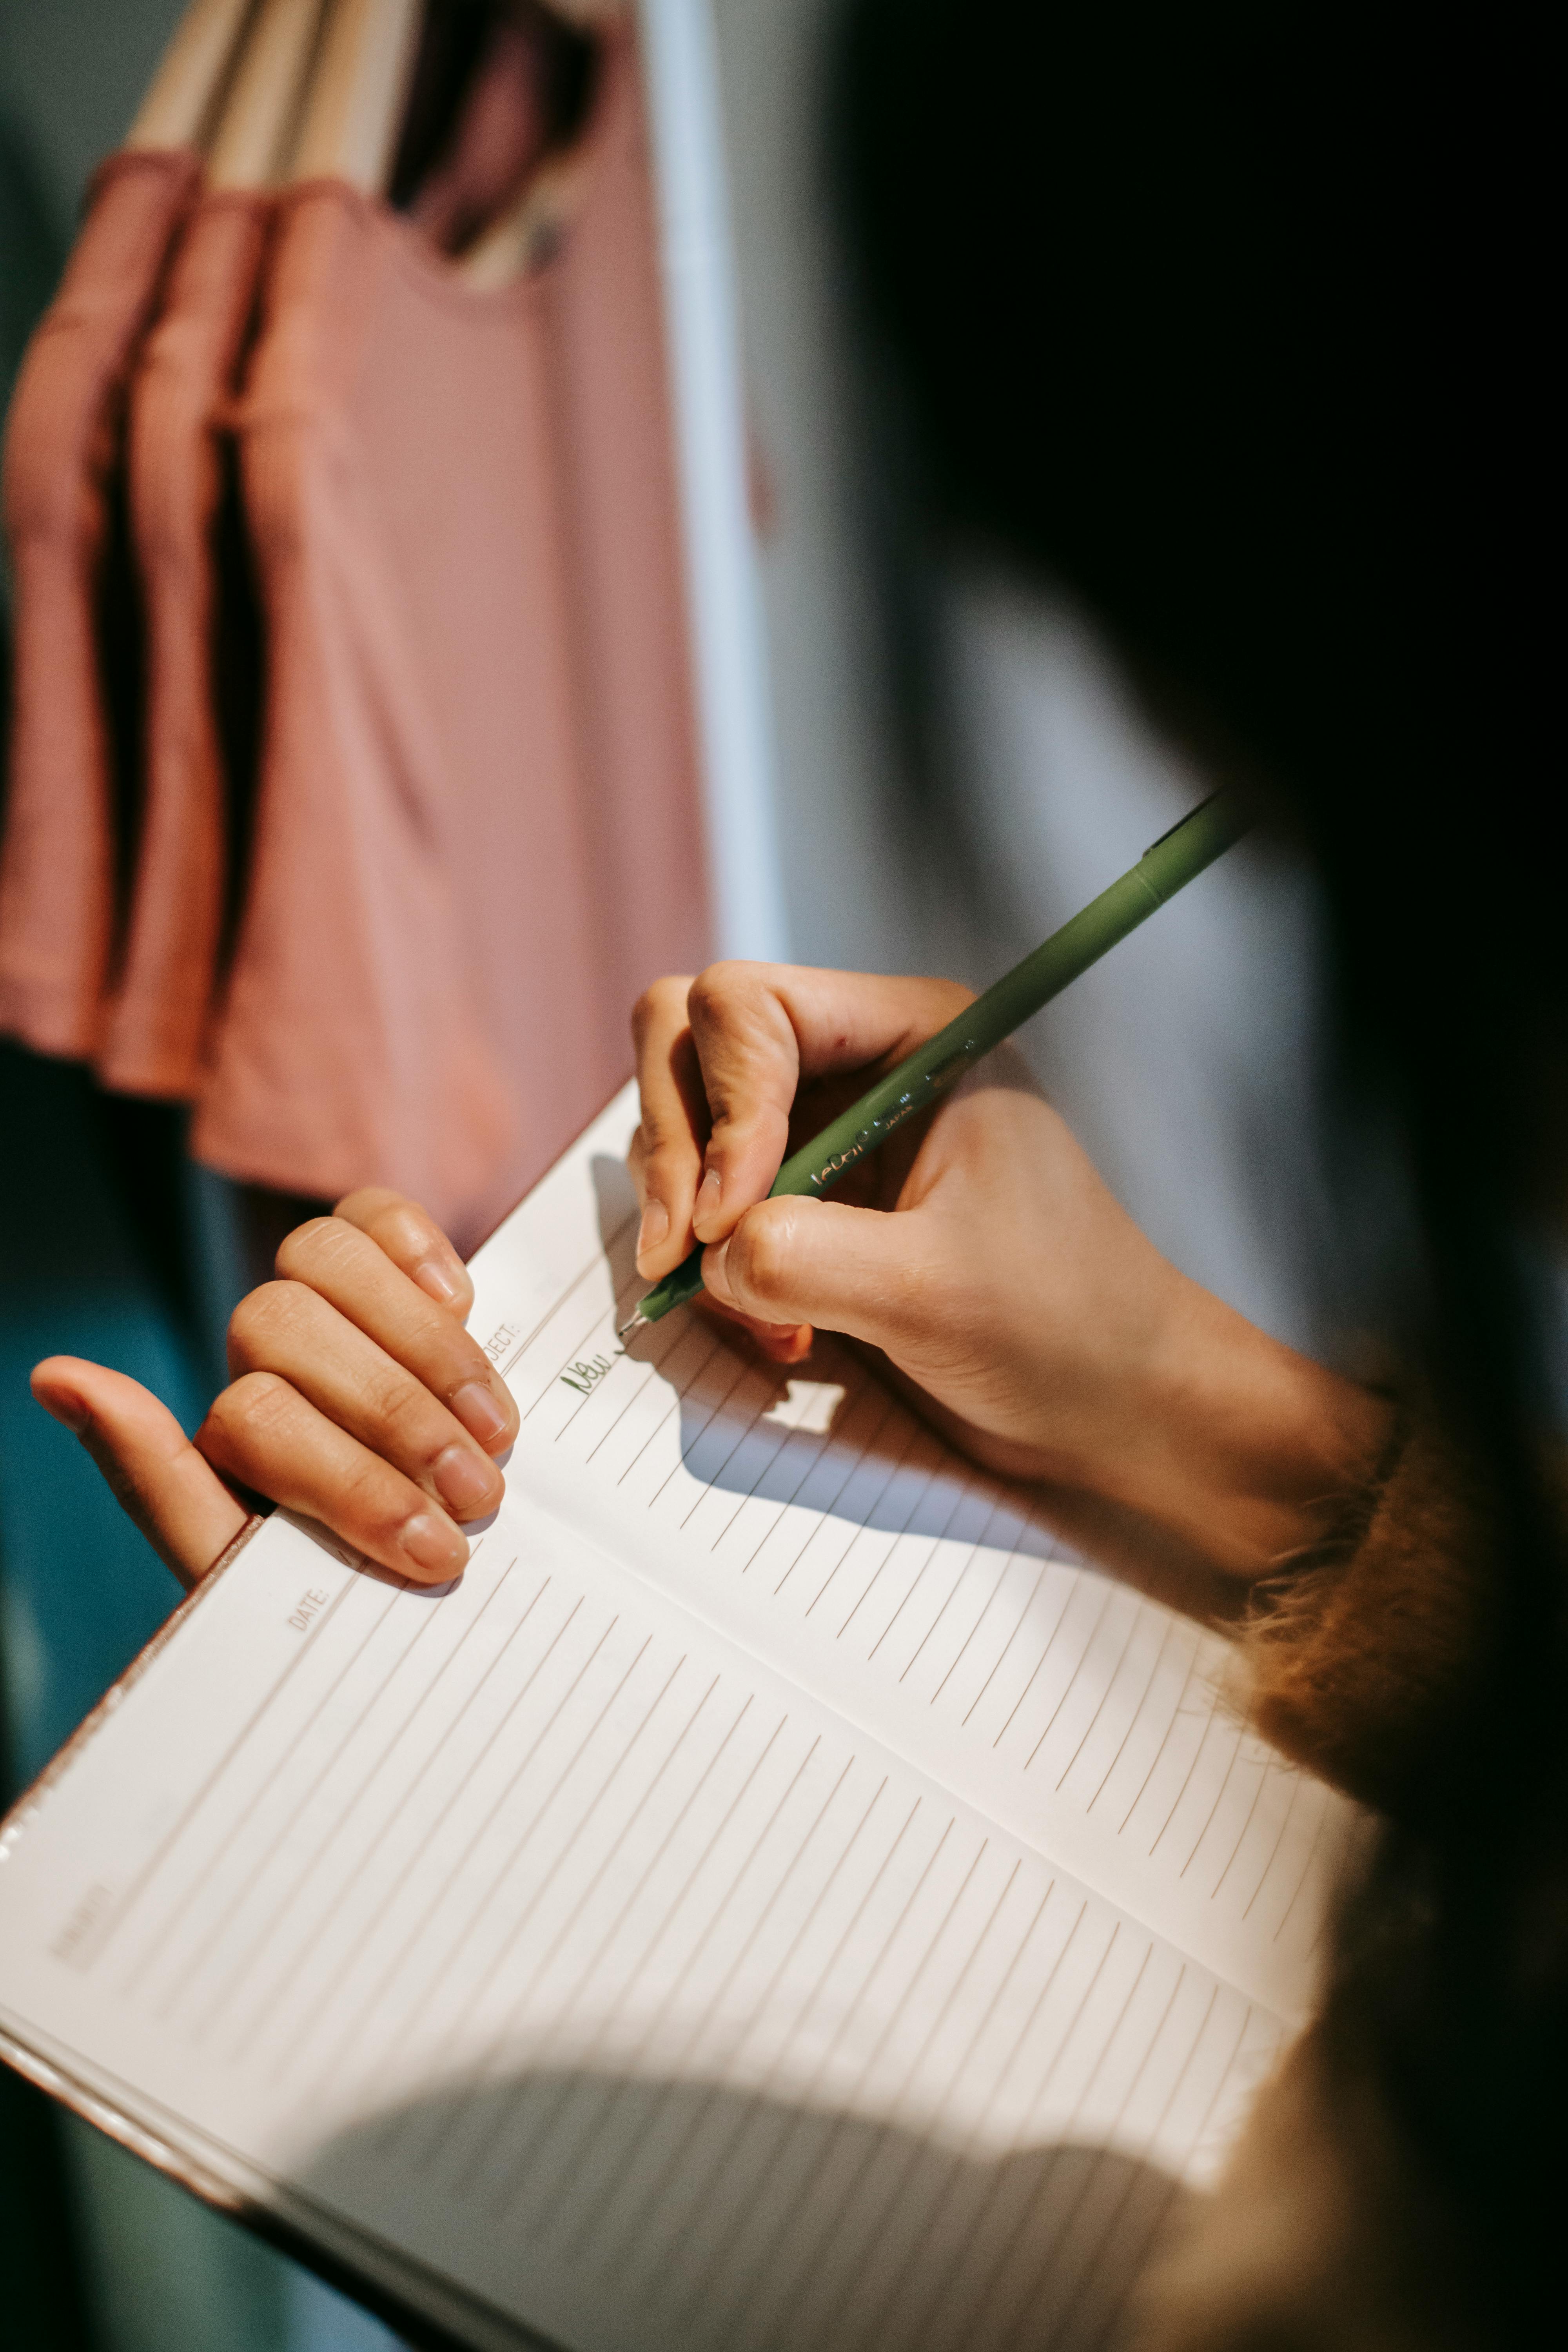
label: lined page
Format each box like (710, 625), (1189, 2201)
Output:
(466, 1088), (1356, 2016)
(0, 1501), (1283, 2352)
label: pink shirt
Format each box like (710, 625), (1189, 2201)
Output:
(0, 149), (202, 1059)
(196, 33), (709, 1241)
(100, 191), (274, 1098)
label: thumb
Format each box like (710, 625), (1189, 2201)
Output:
(31, 1358), (250, 1590)
(701, 1196), (926, 1352)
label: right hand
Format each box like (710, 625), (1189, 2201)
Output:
(629, 962), (1390, 1579)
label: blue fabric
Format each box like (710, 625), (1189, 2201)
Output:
(0, 1045), (402, 2352)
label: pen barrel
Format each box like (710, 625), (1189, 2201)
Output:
(633, 790), (1249, 1324)
(769, 787), (1249, 1200)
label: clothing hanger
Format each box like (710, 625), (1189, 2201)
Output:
(206, 0), (331, 190)
(288, 0), (426, 193)
(459, 140), (589, 287)
(455, 0), (621, 287)
(124, 0), (257, 153)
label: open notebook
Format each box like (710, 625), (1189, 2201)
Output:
(0, 1086), (1356, 2352)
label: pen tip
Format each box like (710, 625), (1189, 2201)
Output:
(618, 1312), (648, 1341)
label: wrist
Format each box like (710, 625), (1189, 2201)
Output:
(1073, 1274), (1395, 1583)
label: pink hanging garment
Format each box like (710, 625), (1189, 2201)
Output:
(538, 27), (711, 1046)
(99, 192), (274, 1099)
(0, 149), (203, 1059)
(195, 32), (710, 1245)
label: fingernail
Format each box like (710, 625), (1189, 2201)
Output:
(415, 1257), (465, 1307)
(432, 1443), (499, 1516)
(637, 1200), (669, 1260)
(694, 1168), (722, 1232)
(774, 1325), (815, 1364)
(399, 1510), (468, 1577)
(704, 1237), (735, 1304)
(452, 1379), (510, 1446)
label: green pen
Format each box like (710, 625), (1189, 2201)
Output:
(621, 788), (1252, 1336)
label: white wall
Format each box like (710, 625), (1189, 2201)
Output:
(707, 0), (1335, 1353)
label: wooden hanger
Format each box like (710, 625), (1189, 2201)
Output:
(460, 141), (588, 287)
(205, 0), (331, 190)
(125, 0), (257, 153)
(456, 1), (623, 287)
(289, 0), (425, 193)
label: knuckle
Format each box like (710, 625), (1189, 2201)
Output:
(227, 1279), (309, 1363)
(685, 962), (744, 1026)
(729, 1203), (795, 1308)
(928, 978), (976, 1021)
(644, 1130), (697, 1178)
(274, 1214), (355, 1282)
(332, 1186), (405, 1222)
(207, 1369), (294, 1451)
(361, 1363), (434, 1448)
(336, 1189), (445, 1266)
(632, 975), (693, 1046)
(340, 1455), (406, 1533)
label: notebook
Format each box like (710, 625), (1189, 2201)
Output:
(0, 1085), (1357, 2352)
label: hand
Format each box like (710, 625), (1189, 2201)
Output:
(630, 963), (1391, 1581)
(31, 1191), (518, 1592)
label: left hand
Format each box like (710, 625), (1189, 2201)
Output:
(31, 1189), (518, 1591)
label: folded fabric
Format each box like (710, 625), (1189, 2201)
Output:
(196, 35), (709, 1243)
(99, 191), (274, 1100)
(0, 148), (203, 1060)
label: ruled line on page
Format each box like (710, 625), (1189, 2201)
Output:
(827, 1900), (1123, 2352)
(1176, 1729), (1248, 1881)
(782, 1865), (1053, 2352)
(835, 1459), (962, 1641)
(1270, 1800), (1332, 1946)
(0, 1100), (1331, 2352)
(1021, 1588), (1130, 1771)
(836, 1891), (1093, 2352)
(181, 1589), (454, 2042)
(987, 1972), (1217, 2352)
(213, 1562), (534, 2058)
(119, 1576), (410, 2005)
(867, 1469), (993, 1664)
(711, 1372), (878, 1554)
(0, 1472), (1292, 2352)
(356, 1608), (628, 2141)
(993, 1577), (1104, 1751)
(1087, 1615), (1183, 1812)
(958, 1948), (1169, 2352)
(75, 1570), (363, 1985)
(476, 1725), (837, 2215)
(483, 1709), (801, 2217)
(246, 1570), (557, 2085)
(555, 1788), (926, 2267)
(676, 1807), (963, 2352)
(1238, 1773), (1305, 1922)
(907, 1933), (1151, 2352)
(240, 1621), (668, 2082)
(407, 1630), (667, 2175)
(499, 1218), (639, 1397)
(707, 1899), (1136, 2352)
(470, 1203), (1353, 1986)
(439, 1675), (757, 2164)
(924, 1521), (1046, 1707)
(734, 1843), (1012, 2345)
(559, 1768), (898, 2269)
(1065, 1995), (1255, 2352)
